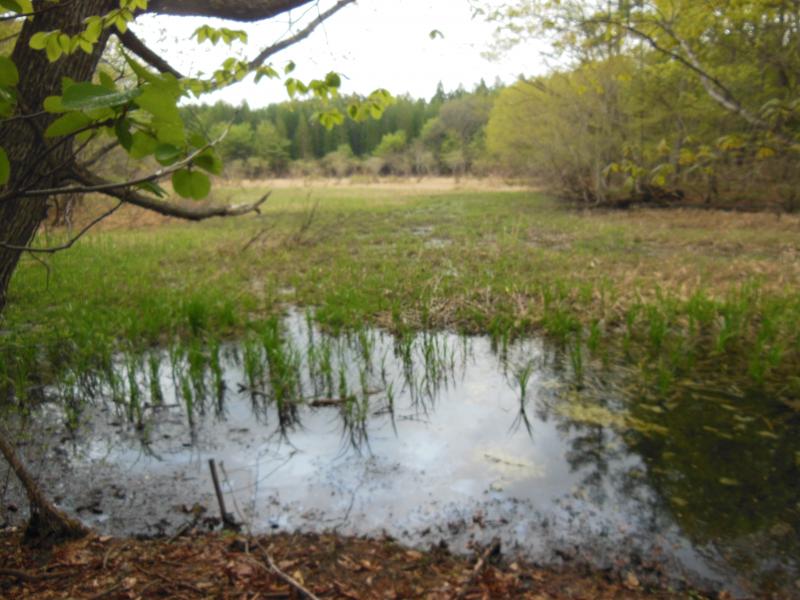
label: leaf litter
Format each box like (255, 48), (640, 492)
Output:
(0, 530), (706, 599)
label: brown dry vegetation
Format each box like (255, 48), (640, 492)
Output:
(0, 531), (701, 599)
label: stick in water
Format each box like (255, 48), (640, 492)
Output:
(208, 458), (238, 530)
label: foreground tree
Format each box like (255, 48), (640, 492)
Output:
(0, 0), (389, 542)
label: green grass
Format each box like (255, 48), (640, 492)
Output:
(2, 183), (800, 400)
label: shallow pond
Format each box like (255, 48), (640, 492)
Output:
(6, 310), (800, 597)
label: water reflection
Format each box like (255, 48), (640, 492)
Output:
(28, 310), (800, 597)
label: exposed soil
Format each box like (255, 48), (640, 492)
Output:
(0, 529), (701, 599)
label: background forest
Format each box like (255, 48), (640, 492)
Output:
(157, 0), (800, 212)
(178, 82), (496, 180)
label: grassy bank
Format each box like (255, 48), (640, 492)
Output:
(2, 183), (800, 399)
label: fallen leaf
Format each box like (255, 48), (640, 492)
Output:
(625, 572), (640, 589)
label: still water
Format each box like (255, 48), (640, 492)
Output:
(18, 310), (800, 598)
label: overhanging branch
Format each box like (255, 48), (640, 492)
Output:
(0, 0), (81, 23)
(146, 0), (317, 22)
(7, 140), (215, 200)
(249, 0), (356, 68)
(72, 166), (271, 221)
(117, 30), (184, 78)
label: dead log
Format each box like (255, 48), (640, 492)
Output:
(0, 429), (89, 544)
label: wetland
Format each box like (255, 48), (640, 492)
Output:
(2, 184), (799, 598)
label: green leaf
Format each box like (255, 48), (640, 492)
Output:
(57, 33), (71, 53)
(152, 121), (185, 147)
(45, 35), (63, 62)
(325, 72), (341, 89)
(0, 89), (15, 118)
(42, 95), (65, 113)
(0, 0), (23, 13)
(193, 149), (223, 175)
(136, 181), (168, 198)
(45, 112), (92, 138)
(123, 52), (158, 83)
(98, 70), (116, 91)
(114, 118), (133, 150)
(135, 77), (185, 146)
(255, 66), (278, 83)
(154, 143), (183, 166)
(84, 17), (103, 44)
(0, 57), (19, 87)
(188, 132), (207, 148)
(75, 128), (94, 144)
(29, 31), (49, 50)
(319, 110), (344, 130)
(62, 82), (140, 111)
(172, 169), (210, 200)
(129, 131), (158, 159)
(0, 147), (9, 186)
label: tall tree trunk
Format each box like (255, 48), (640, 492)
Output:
(0, 0), (113, 312)
(0, 0), (114, 541)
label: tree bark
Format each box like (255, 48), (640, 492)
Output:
(0, 0), (114, 313)
(0, 0), (114, 541)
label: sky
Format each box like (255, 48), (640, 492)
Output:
(133, 0), (551, 107)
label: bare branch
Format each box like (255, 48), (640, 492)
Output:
(0, 0), (81, 23)
(80, 140), (120, 170)
(116, 30), (184, 78)
(0, 202), (123, 254)
(586, 16), (790, 142)
(0, 30), (20, 44)
(146, 0), (317, 22)
(249, 0), (356, 68)
(72, 166), (271, 221)
(8, 141), (213, 200)
(0, 110), (48, 126)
